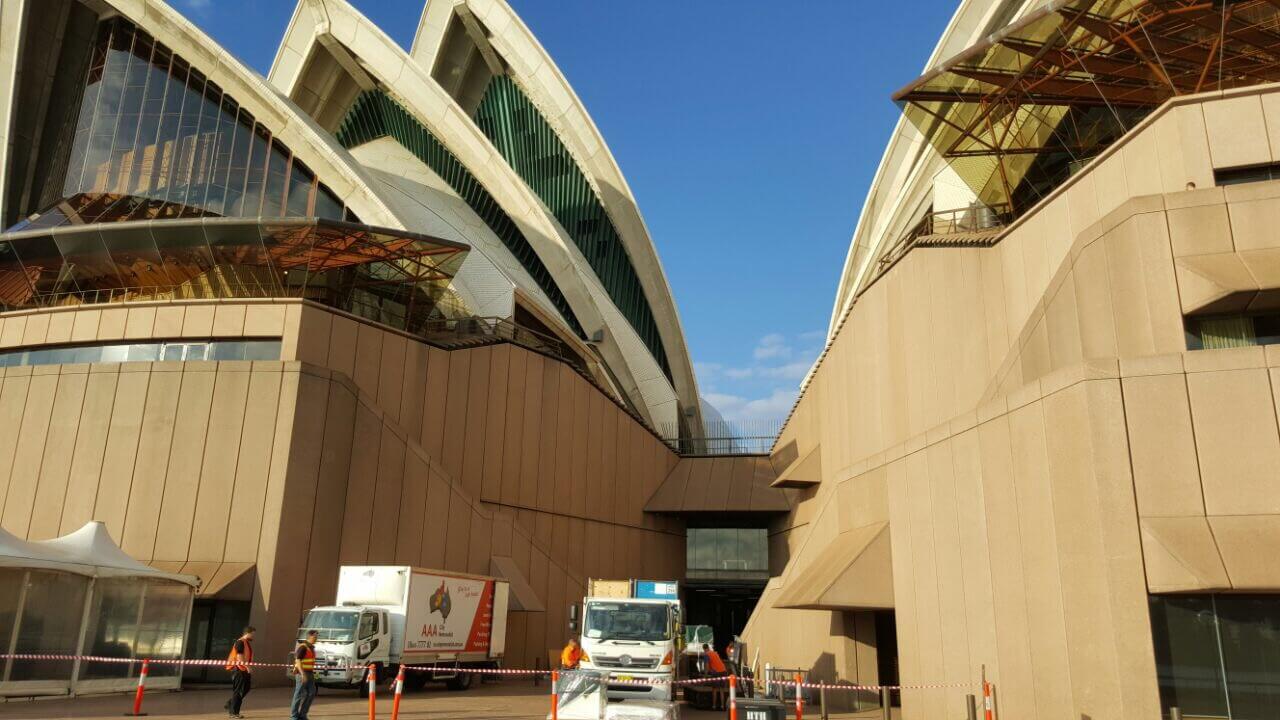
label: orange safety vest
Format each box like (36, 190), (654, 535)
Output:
(225, 636), (253, 671)
(296, 643), (316, 673)
(706, 649), (727, 674)
(561, 644), (584, 669)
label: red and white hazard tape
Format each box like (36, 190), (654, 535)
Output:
(1, 654), (967, 690)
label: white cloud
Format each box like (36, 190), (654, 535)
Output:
(704, 389), (799, 423)
(179, 0), (211, 12)
(753, 333), (791, 360)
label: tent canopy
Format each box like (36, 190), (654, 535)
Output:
(0, 521), (197, 586)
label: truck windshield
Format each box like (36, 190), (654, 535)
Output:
(584, 602), (669, 642)
(300, 610), (358, 642)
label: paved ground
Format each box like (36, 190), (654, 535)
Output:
(0, 683), (894, 719)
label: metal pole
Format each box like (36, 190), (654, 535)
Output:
(881, 687), (891, 720)
(1170, 708), (1182, 720)
(821, 684), (828, 720)
(967, 693), (978, 720)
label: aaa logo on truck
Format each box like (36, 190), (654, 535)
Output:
(429, 580), (452, 620)
(408, 575), (495, 655)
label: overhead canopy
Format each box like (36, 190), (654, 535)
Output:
(773, 523), (894, 611)
(894, 0), (1280, 215)
(0, 521), (197, 586)
(645, 456), (790, 514)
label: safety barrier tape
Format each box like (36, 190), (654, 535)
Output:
(0, 654), (973, 690)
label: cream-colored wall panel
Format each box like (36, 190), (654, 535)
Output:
(368, 426), (406, 565)
(243, 304), (286, 337)
(124, 306), (157, 339)
(481, 344), (509, 503)
(1203, 94), (1271, 170)
(1104, 219), (1156, 357)
(338, 402), (383, 564)
(97, 308), (128, 340)
(153, 305), (185, 338)
(1, 373), (59, 537)
(376, 333), (406, 422)
(45, 312), (73, 344)
(1042, 385), (1124, 719)
(1226, 194), (1280, 253)
(1208, 514), (1280, 588)
(59, 371), (119, 533)
(186, 369), (252, 562)
(327, 316), (358, 380)
(20, 313), (48, 345)
(180, 304), (214, 337)
(1188, 367), (1280, 515)
(27, 373), (89, 540)
(1071, 240), (1119, 360)
(121, 369), (182, 558)
(94, 370), (150, 540)
(1160, 104), (1214, 194)
(153, 368), (218, 562)
(352, 322), (384, 399)
(1092, 153), (1130, 220)
(1166, 201), (1233, 258)
(1008, 401), (1073, 717)
(70, 309), (101, 343)
(1121, 374), (1205, 517)
(223, 369), (286, 563)
(1121, 127), (1164, 198)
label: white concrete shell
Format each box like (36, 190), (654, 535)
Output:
(267, 0), (682, 430)
(0, 0), (406, 231)
(410, 0), (701, 432)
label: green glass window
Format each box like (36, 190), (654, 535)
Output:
(335, 90), (584, 339)
(474, 76), (671, 381)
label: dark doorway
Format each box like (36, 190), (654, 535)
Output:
(682, 581), (765, 654)
(183, 599), (250, 683)
(874, 610), (900, 706)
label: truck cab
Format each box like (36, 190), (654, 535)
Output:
(578, 594), (681, 701)
(298, 605), (392, 691)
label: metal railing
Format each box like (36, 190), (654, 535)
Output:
(659, 418), (781, 456)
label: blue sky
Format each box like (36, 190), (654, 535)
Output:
(174, 0), (955, 426)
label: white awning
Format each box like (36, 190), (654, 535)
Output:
(0, 521), (197, 586)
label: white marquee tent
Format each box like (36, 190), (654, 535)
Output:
(0, 522), (197, 697)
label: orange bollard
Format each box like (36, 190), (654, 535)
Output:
(550, 669), (559, 720)
(983, 681), (995, 720)
(729, 674), (738, 720)
(391, 664), (406, 720)
(367, 663), (377, 720)
(125, 658), (150, 716)
(794, 673), (803, 720)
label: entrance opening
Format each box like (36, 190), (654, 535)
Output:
(182, 599), (250, 684)
(874, 610), (900, 706)
(682, 526), (769, 657)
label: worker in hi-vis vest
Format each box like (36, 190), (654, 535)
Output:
(561, 637), (585, 669)
(224, 626), (255, 719)
(291, 629), (319, 720)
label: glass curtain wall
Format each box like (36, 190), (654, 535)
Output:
(0, 569), (194, 693)
(1150, 594), (1280, 719)
(9, 17), (350, 233)
(686, 529), (768, 581)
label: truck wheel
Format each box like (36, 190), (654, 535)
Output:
(404, 671), (428, 692)
(446, 671), (473, 691)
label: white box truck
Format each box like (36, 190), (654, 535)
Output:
(297, 566), (509, 693)
(578, 579), (682, 702)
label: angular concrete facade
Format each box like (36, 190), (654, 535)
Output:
(0, 0), (724, 687)
(745, 38), (1280, 720)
